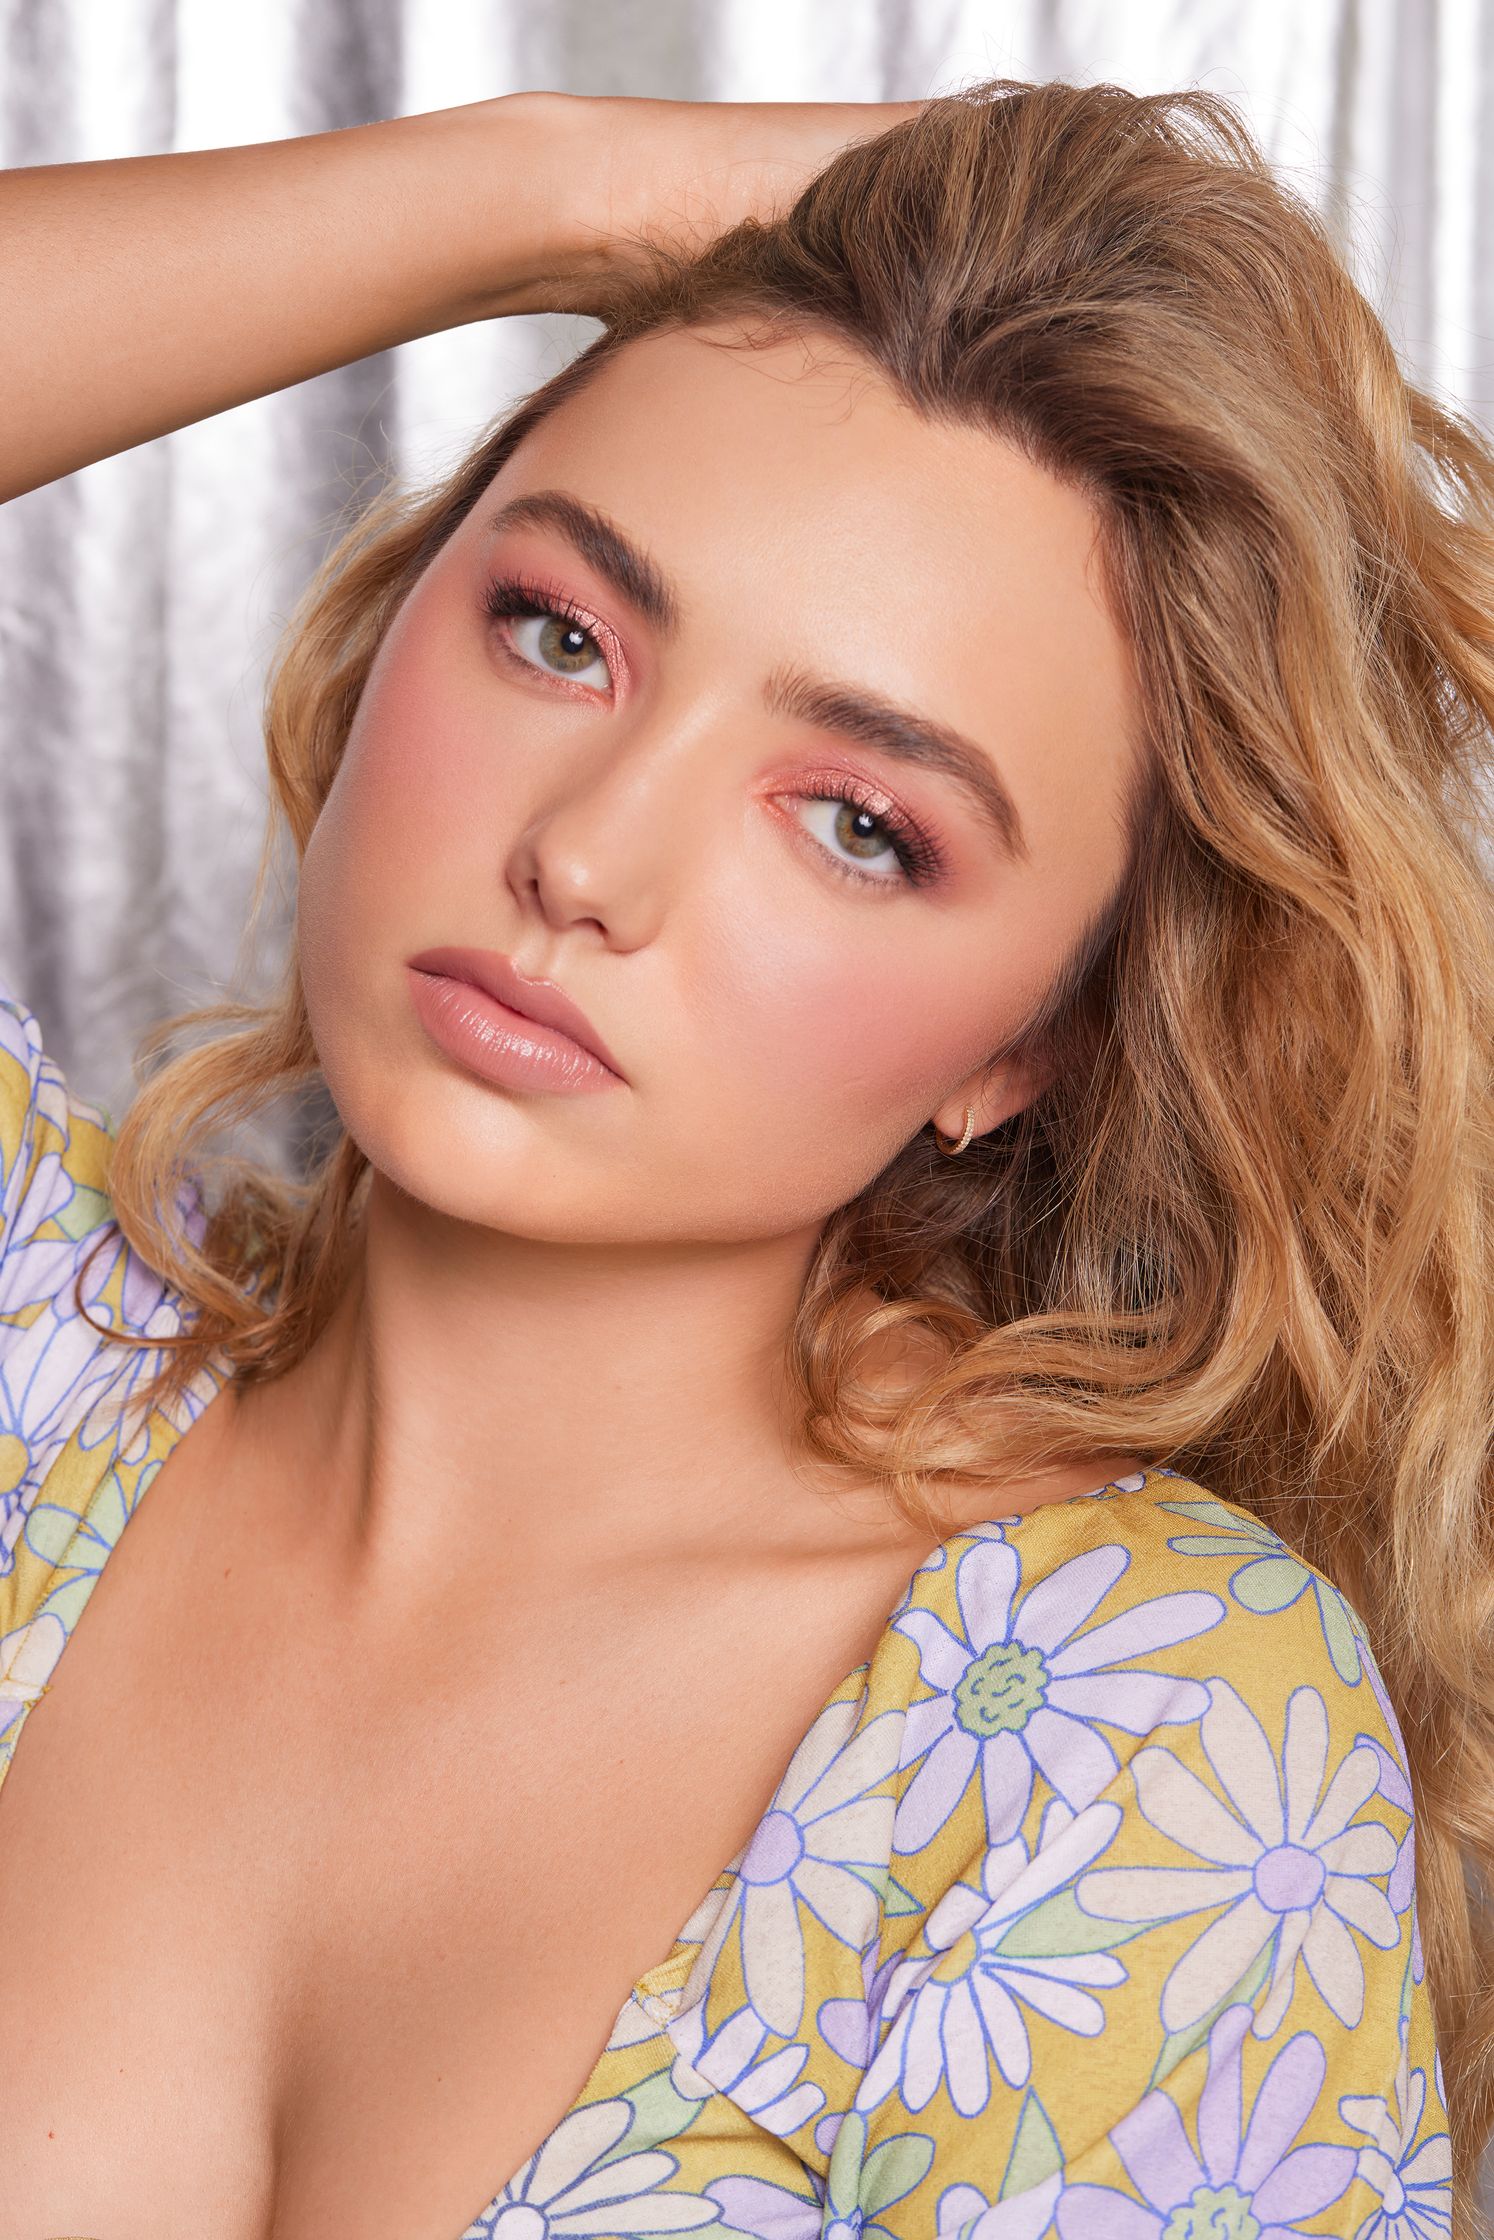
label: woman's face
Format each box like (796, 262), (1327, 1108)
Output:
(297, 322), (1140, 1246)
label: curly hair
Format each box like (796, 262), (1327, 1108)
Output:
(82, 77), (1494, 2212)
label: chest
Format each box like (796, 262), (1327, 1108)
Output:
(0, 1463), (889, 2240)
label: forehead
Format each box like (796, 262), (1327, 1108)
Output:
(473, 321), (1139, 867)
(496, 320), (1113, 612)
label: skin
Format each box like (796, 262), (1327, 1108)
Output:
(0, 100), (1158, 2231)
(0, 278), (1152, 2240)
(229, 315), (1145, 1622)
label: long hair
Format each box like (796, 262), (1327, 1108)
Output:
(83, 78), (1494, 2205)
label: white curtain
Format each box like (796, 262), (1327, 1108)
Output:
(2, 0), (1491, 1131)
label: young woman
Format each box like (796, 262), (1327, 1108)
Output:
(0, 76), (1485, 2240)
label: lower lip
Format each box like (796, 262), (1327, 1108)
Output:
(406, 969), (621, 1094)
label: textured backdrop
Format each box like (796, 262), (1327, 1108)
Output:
(2, 0), (1491, 1129)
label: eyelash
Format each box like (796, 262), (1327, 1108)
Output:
(480, 570), (946, 891)
(483, 571), (616, 676)
(790, 779), (945, 887)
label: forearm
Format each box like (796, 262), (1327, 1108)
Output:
(0, 91), (595, 503)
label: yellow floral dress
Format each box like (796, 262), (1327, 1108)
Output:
(0, 984), (1449, 2240)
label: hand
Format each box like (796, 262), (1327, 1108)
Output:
(514, 90), (928, 319)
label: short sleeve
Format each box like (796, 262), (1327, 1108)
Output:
(0, 993), (225, 1774)
(824, 1494), (1449, 2240)
(0, 985), (114, 1312)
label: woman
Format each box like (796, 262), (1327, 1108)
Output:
(0, 74), (1483, 2240)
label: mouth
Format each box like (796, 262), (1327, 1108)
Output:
(406, 946), (625, 1096)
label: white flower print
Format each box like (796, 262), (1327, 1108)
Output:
(462, 2096), (718, 2238)
(600, 1991), (664, 2055)
(0, 1230), (213, 1583)
(893, 1535), (1223, 1853)
(0, 1608), (66, 1744)
(1077, 1678), (1400, 2036)
(0, 1288), (122, 1542)
(1055, 2003), (1356, 2240)
(606, 1878), (741, 2051)
(681, 1694), (904, 2040)
(1339, 2046), (1452, 2240)
(857, 1797), (1126, 2117)
(0, 1027), (75, 1264)
(669, 1998), (826, 2135)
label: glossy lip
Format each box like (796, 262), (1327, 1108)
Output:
(406, 945), (626, 1080)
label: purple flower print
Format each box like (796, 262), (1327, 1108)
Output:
(936, 2173), (1062, 2240)
(1357, 1663), (1424, 1988)
(668, 1997), (826, 2136)
(816, 1929), (902, 2072)
(1055, 2003), (1355, 2239)
(893, 1537), (1224, 1853)
(1078, 1681), (1401, 2038)
(857, 1799), (1126, 2116)
(463, 2096), (719, 2237)
(1359, 1730), (1419, 1975)
(669, 1694), (904, 2039)
(1340, 2045), (1452, 2240)
(1359, 1651), (1414, 1790)
(704, 2172), (825, 2240)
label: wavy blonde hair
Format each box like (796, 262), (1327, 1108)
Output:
(83, 78), (1494, 2210)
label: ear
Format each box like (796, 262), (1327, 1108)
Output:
(931, 1045), (1056, 1147)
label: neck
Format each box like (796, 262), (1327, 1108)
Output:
(225, 1168), (891, 1611)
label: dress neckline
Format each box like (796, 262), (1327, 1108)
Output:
(455, 1461), (1173, 2231)
(19, 1338), (1171, 2234)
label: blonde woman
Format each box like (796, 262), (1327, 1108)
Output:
(0, 78), (1486, 2240)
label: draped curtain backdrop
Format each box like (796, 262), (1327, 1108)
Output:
(2, 0), (1492, 1142)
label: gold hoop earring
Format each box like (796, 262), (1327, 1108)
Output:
(934, 1105), (976, 1156)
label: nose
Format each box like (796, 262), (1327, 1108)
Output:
(503, 703), (716, 947)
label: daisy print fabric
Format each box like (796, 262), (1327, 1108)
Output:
(0, 984), (1448, 2239)
(0, 989), (228, 1770)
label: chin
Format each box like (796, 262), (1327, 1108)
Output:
(326, 1093), (634, 1244)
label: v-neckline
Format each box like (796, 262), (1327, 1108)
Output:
(4, 1340), (1164, 2236)
(442, 1461), (1172, 2233)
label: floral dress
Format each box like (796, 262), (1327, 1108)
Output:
(0, 983), (1449, 2240)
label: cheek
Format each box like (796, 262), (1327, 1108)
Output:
(689, 894), (1016, 1133)
(302, 641), (500, 934)
(297, 655), (498, 1081)
(344, 654), (496, 851)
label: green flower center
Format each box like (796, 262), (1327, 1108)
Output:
(1160, 2182), (1261, 2240)
(953, 1641), (1050, 1736)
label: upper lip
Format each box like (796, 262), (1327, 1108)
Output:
(407, 946), (625, 1078)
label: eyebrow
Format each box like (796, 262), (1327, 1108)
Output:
(484, 489), (1029, 863)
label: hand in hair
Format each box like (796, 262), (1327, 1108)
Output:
(518, 91), (927, 319)
(0, 88), (922, 504)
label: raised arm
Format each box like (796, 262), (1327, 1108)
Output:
(0, 89), (923, 505)
(0, 96), (575, 503)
